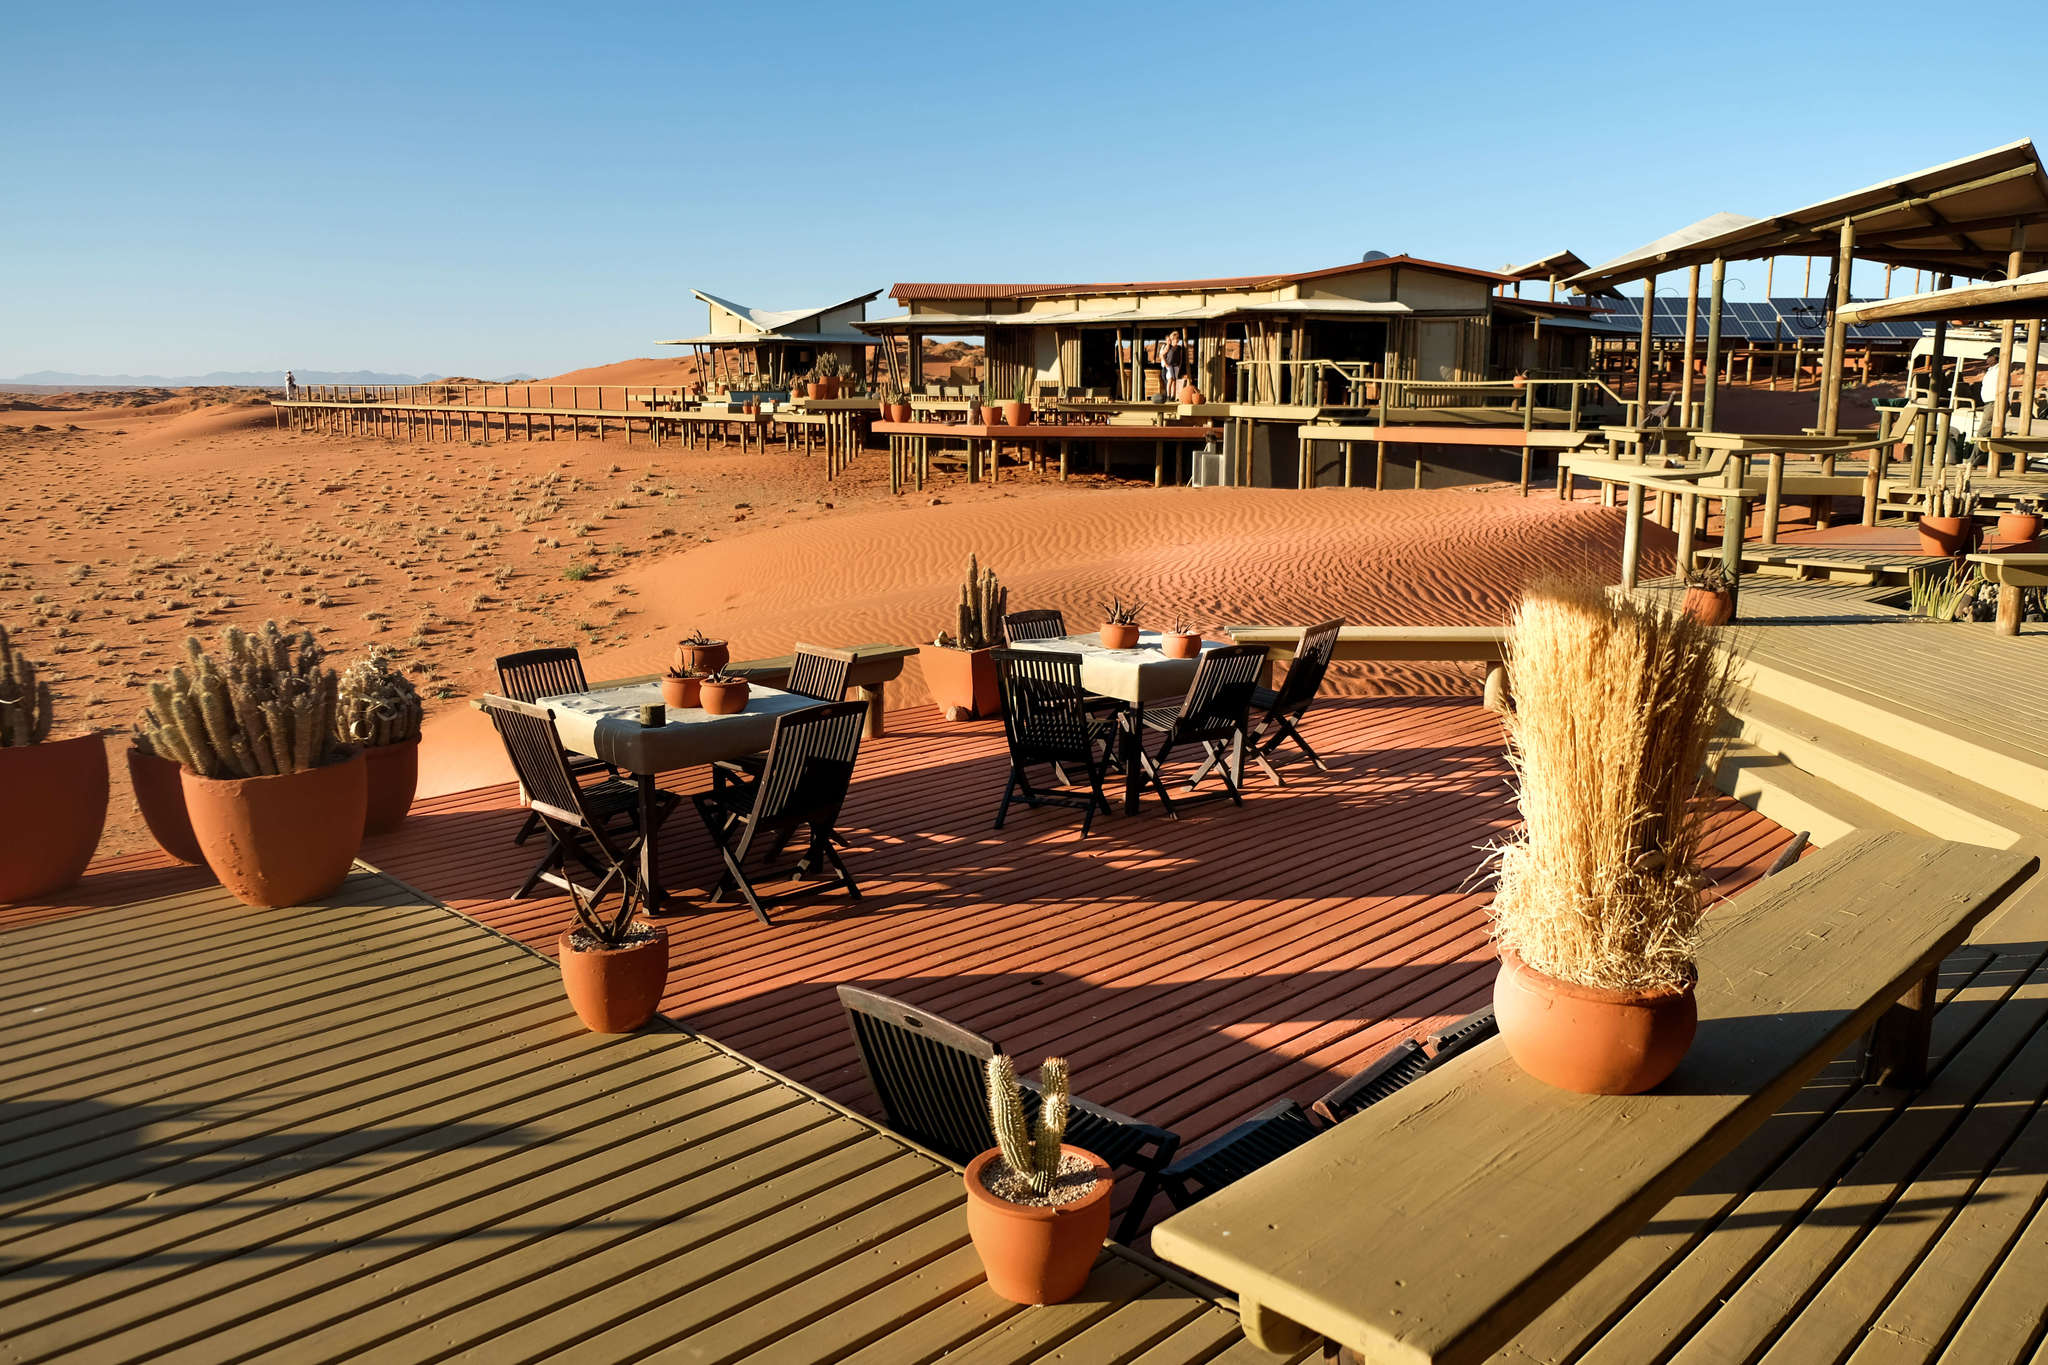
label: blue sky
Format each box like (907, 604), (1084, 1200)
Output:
(4, 0), (2042, 378)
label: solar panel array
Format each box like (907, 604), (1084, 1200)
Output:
(1586, 296), (1927, 343)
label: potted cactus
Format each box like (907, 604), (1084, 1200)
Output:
(1160, 614), (1201, 659)
(673, 629), (730, 676)
(1002, 377), (1032, 429)
(697, 670), (750, 716)
(337, 650), (424, 835)
(0, 623), (108, 902)
(558, 875), (668, 1034)
(659, 667), (703, 711)
(1099, 596), (1142, 651)
(919, 554), (1006, 721)
(887, 390), (912, 424)
(810, 352), (842, 400)
(1918, 480), (1978, 557)
(1999, 495), (2042, 547)
(1681, 563), (1736, 627)
(964, 1054), (1111, 1305)
(139, 623), (365, 908)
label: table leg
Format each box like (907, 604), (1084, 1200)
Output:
(1121, 704), (1143, 815)
(1864, 974), (1934, 1088)
(637, 772), (668, 911)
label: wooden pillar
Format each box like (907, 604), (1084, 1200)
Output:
(2024, 319), (2043, 438)
(1634, 274), (1657, 421)
(1761, 453), (1785, 543)
(1702, 259), (1727, 433)
(1997, 582), (2023, 637)
(1991, 225), (2029, 440)
(1821, 219), (1856, 435)
(1621, 482), (1645, 589)
(1676, 492), (1697, 572)
(1679, 265), (1701, 422)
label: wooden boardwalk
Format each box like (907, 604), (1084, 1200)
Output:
(355, 696), (1792, 1236)
(0, 870), (1289, 1365)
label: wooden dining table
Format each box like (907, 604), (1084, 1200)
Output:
(1007, 632), (1221, 814)
(536, 680), (821, 911)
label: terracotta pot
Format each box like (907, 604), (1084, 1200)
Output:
(660, 673), (702, 710)
(889, 402), (911, 423)
(698, 679), (750, 715)
(362, 736), (421, 836)
(919, 643), (998, 721)
(963, 1146), (1112, 1305)
(1002, 400), (1031, 427)
(1492, 948), (1696, 1095)
(0, 734), (109, 902)
(181, 751), (366, 908)
(1161, 632), (1201, 659)
(674, 639), (730, 675)
(1917, 515), (1974, 557)
(557, 923), (669, 1033)
(1177, 383), (1204, 405)
(807, 382), (825, 400)
(1998, 511), (2041, 546)
(1099, 622), (1140, 651)
(1682, 586), (1735, 627)
(127, 743), (203, 865)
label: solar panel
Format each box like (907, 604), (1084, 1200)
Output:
(1575, 294), (1927, 346)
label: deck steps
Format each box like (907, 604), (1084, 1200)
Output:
(1710, 737), (1914, 848)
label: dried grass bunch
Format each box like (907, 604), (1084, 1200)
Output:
(1490, 578), (1741, 993)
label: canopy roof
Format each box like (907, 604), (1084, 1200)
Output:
(1840, 269), (2048, 325)
(688, 287), (880, 333)
(886, 254), (1509, 302)
(1501, 249), (1589, 282)
(856, 298), (1421, 332)
(1568, 141), (2048, 291)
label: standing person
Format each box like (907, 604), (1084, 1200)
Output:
(285, 370), (297, 401)
(1158, 331), (1188, 400)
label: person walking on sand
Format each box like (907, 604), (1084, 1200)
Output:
(285, 370), (297, 401)
(1158, 331), (1188, 400)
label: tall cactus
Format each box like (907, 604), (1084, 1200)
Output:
(0, 623), (53, 747)
(950, 552), (1007, 650)
(987, 1052), (1070, 1197)
(137, 622), (343, 778)
(335, 650), (423, 747)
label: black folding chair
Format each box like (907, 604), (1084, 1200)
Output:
(991, 649), (1117, 837)
(1002, 609), (1070, 643)
(713, 644), (856, 789)
(1191, 618), (1342, 788)
(479, 694), (676, 905)
(692, 700), (866, 925)
(1132, 644), (1269, 818)
(495, 647), (619, 844)
(836, 986), (1179, 1243)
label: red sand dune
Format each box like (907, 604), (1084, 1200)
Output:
(535, 356), (707, 387)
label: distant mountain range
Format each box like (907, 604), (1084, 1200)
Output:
(2, 370), (535, 388)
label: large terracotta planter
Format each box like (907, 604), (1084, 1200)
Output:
(698, 678), (750, 715)
(660, 673), (702, 710)
(889, 402), (911, 423)
(181, 751), (366, 908)
(1002, 400), (1031, 427)
(558, 923), (669, 1033)
(920, 644), (998, 721)
(1099, 623), (1140, 650)
(127, 743), (203, 865)
(1917, 516), (1974, 557)
(1998, 511), (2041, 546)
(1682, 586), (1735, 627)
(1178, 383), (1204, 405)
(963, 1146), (1112, 1305)
(362, 737), (421, 836)
(1492, 948), (1696, 1095)
(0, 735), (109, 902)
(674, 639), (729, 675)
(1161, 632), (1201, 659)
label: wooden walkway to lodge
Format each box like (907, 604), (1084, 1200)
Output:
(0, 870), (1289, 1364)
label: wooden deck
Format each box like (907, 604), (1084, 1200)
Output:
(354, 696), (1791, 1236)
(0, 870), (1290, 1364)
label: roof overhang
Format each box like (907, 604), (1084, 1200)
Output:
(1839, 269), (2048, 325)
(1568, 140), (2048, 291)
(657, 329), (877, 347)
(690, 287), (883, 334)
(1502, 249), (1589, 282)
(855, 299), (1419, 332)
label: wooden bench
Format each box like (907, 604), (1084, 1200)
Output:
(1150, 830), (2036, 1362)
(1965, 552), (2048, 635)
(1226, 624), (1510, 711)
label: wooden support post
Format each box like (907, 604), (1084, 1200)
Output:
(1154, 439), (1164, 488)
(1702, 259), (1726, 433)
(857, 683), (887, 738)
(1676, 492), (1697, 572)
(1992, 224), (2028, 441)
(1863, 974), (1935, 1089)
(1997, 582), (2023, 637)
(2026, 319), (2043, 438)
(1679, 265), (1700, 421)
(1621, 482), (1644, 589)
(1374, 442), (1386, 491)
(1821, 219), (1855, 435)
(1634, 273), (1657, 419)
(1520, 445), (1532, 498)
(1761, 452), (1785, 544)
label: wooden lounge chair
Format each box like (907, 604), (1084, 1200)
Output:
(991, 649), (1117, 837)
(478, 695), (676, 905)
(1195, 618), (1342, 787)
(1134, 644), (1269, 818)
(713, 645), (858, 852)
(1002, 612), (1120, 718)
(692, 700), (866, 925)
(494, 646), (619, 845)
(835, 986), (1180, 1243)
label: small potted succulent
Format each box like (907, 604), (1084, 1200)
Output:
(1002, 377), (1032, 429)
(1160, 614), (1201, 659)
(1681, 563), (1736, 627)
(674, 629), (730, 676)
(659, 667), (703, 711)
(1099, 596), (1142, 651)
(964, 1053), (1111, 1305)
(697, 670), (751, 716)
(558, 878), (668, 1033)
(336, 650), (424, 835)
(888, 390), (912, 423)
(810, 352), (842, 401)
(1999, 495), (2042, 547)
(0, 622), (109, 902)
(1488, 580), (1737, 1094)
(974, 386), (998, 427)
(1918, 482), (1978, 557)
(920, 555), (1006, 721)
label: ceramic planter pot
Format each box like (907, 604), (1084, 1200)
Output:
(660, 673), (702, 710)
(558, 923), (669, 1032)
(919, 644), (998, 721)
(127, 743), (203, 865)
(1682, 586), (1735, 627)
(362, 736), (421, 836)
(1917, 516), (1974, 557)
(1099, 623), (1140, 651)
(181, 751), (366, 908)
(674, 640), (730, 676)
(1998, 511), (2041, 546)
(1161, 632), (1201, 659)
(0, 735), (109, 902)
(1178, 383), (1204, 405)
(1492, 948), (1696, 1095)
(1002, 400), (1031, 427)
(963, 1146), (1112, 1305)
(698, 679), (750, 715)
(889, 402), (911, 423)
(807, 382), (826, 400)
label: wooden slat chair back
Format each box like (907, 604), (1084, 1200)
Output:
(990, 648), (1114, 837)
(784, 644), (855, 702)
(1002, 609), (1068, 643)
(1135, 644), (1269, 818)
(835, 986), (1181, 1242)
(493, 646), (613, 844)
(1207, 618), (1345, 789)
